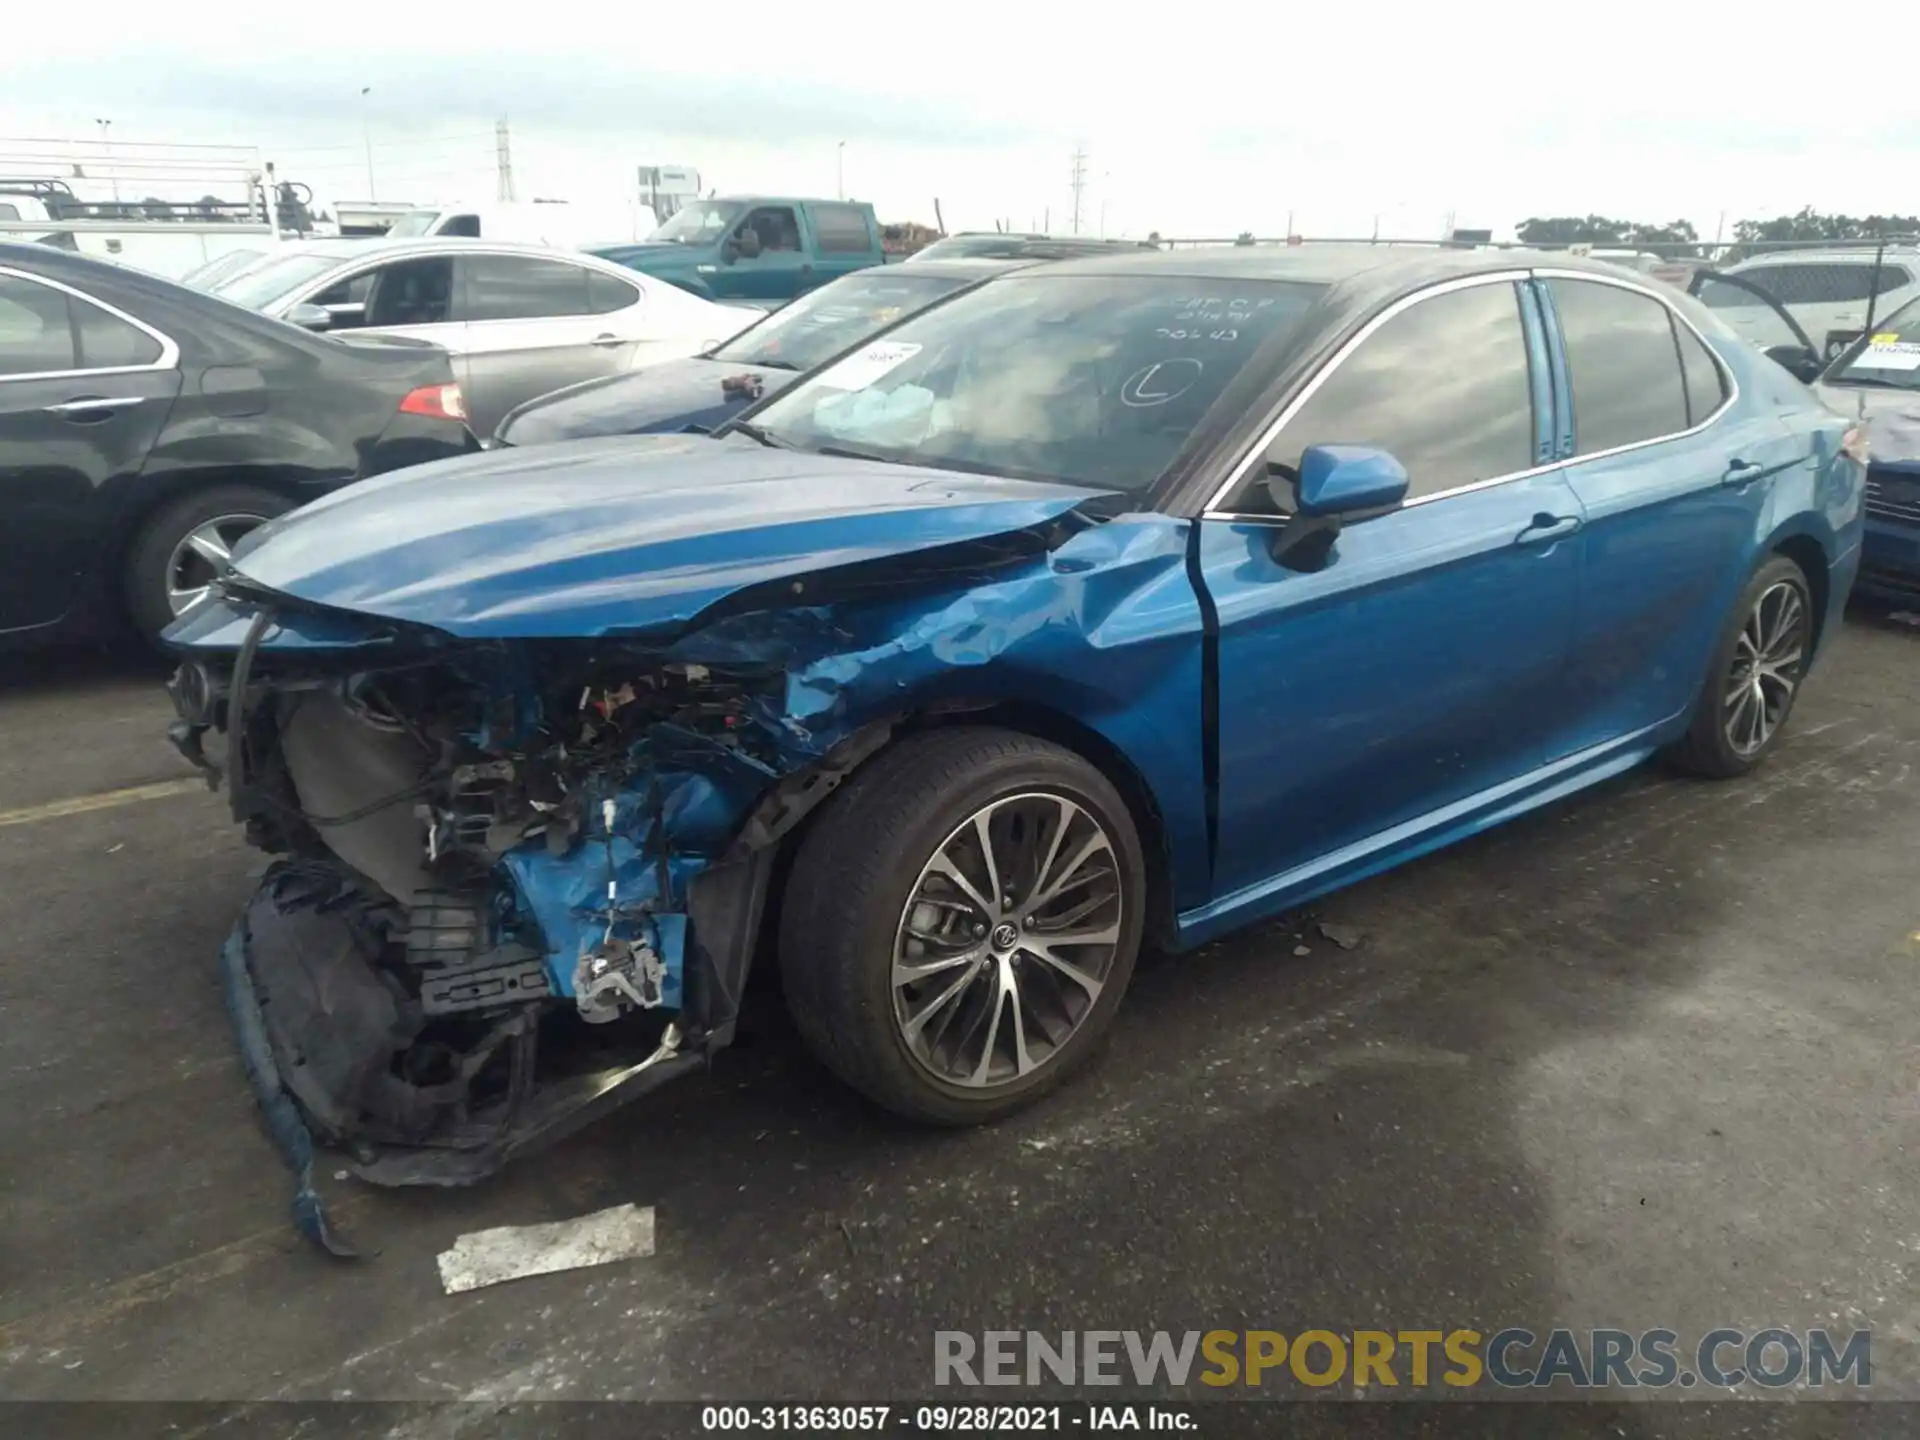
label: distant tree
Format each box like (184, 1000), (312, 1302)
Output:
(1728, 208), (1920, 259)
(1517, 215), (1698, 248)
(1516, 215), (1633, 246)
(1628, 219), (1697, 245)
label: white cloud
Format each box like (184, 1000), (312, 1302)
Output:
(3, 0), (1911, 239)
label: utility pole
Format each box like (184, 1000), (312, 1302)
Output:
(836, 141), (846, 201)
(496, 118), (515, 202)
(1068, 145), (1088, 235)
(95, 119), (119, 202)
(360, 87), (376, 201)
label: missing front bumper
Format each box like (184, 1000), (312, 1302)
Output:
(225, 866), (709, 1255)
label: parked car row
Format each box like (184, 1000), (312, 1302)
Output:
(0, 242), (476, 646)
(140, 242), (1872, 1250)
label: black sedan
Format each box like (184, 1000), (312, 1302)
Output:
(490, 259), (1022, 448)
(0, 243), (476, 647)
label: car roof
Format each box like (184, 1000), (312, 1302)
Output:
(266, 236), (602, 261)
(999, 242), (1645, 293)
(1730, 247), (1920, 265)
(707, 195), (860, 209)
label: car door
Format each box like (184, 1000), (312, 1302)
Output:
(449, 253), (645, 437)
(1192, 274), (1585, 905)
(1535, 271), (1800, 758)
(714, 205), (811, 302)
(0, 267), (179, 635)
(1689, 269), (1821, 379)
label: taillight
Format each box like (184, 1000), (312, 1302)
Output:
(399, 383), (467, 422)
(1842, 425), (1871, 464)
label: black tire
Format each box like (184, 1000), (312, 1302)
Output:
(124, 484), (292, 644)
(779, 727), (1147, 1126)
(1666, 553), (1814, 779)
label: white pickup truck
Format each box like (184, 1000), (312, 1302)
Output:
(0, 180), (285, 279)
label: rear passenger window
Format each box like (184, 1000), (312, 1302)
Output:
(1264, 280), (1535, 501)
(811, 203), (874, 255)
(1549, 279), (1689, 455)
(72, 296), (162, 368)
(1676, 323), (1726, 427)
(461, 255), (593, 321)
(587, 270), (640, 314)
(0, 275), (78, 374)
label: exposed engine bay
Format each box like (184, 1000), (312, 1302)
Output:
(169, 609), (920, 1251)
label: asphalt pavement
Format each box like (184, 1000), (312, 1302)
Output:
(4, 611), (1920, 1437)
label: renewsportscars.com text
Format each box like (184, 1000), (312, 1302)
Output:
(933, 1328), (1871, 1391)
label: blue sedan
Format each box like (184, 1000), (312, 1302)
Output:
(163, 246), (1863, 1249)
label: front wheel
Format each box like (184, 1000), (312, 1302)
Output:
(1667, 554), (1814, 778)
(779, 728), (1147, 1125)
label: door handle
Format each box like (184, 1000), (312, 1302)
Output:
(1516, 513), (1582, 546)
(591, 333), (624, 348)
(44, 395), (145, 418)
(1721, 458), (1765, 486)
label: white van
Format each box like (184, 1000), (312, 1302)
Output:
(382, 199), (660, 250)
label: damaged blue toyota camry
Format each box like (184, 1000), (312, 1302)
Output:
(164, 247), (1864, 1250)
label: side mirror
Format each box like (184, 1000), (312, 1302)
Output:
(286, 301), (333, 332)
(1763, 343), (1823, 384)
(735, 227), (764, 260)
(1261, 444), (1408, 574)
(1286, 444), (1410, 516)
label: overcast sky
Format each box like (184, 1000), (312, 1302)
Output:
(4, 1), (1912, 241)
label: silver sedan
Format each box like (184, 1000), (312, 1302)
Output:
(212, 237), (756, 435)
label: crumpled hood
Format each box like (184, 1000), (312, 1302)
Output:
(493, 357), (791, 447)
(223, 434), (1108, 638)
(1816, 382), (1920, 471)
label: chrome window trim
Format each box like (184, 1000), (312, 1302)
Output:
(0, 264), (179, 384)
(1202, 266), (1738, 519)
(282, 244), (645, 323)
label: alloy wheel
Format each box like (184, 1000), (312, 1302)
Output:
(890, 791), (1126, 1089)
(165, 514), (265, 616)
(1724, 579), (1808, 757)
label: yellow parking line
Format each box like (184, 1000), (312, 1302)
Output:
(0, 776), (208, 828)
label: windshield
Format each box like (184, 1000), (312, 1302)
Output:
(647, 201), (741, 245)
(1829, 298), (1920, 389)
(741, 275), (1326, 492)
(179, 250), (265, 291)
(710, 271), (969, 371)
(213, 251), (348, 310)
(384, 210), (440, 238)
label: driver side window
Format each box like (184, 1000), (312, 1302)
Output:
(1253, 280), (1535, 511)
(363, 257), (455, 329)
(738, 206), (801, 253)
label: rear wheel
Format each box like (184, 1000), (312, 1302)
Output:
(124, 485), (292, 644)
(1667, 553), (1813, 778)
(779, 728), (1146, 1125)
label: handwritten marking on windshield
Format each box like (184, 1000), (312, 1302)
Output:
(1121, 358), (1204, 408)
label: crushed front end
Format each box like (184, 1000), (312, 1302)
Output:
(167, 597), (894, 1252)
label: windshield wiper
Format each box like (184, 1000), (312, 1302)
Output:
(727, 420), (795, 449)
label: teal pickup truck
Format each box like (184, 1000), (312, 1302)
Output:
(589, 197), (887, 304)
